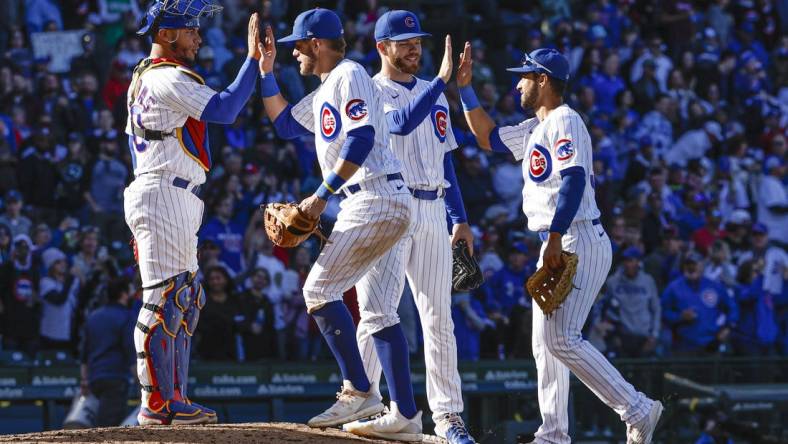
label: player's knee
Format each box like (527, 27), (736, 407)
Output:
(543, 331), (582, 358)
(302, 289), (343, 313)
(362, 314), (400, 335)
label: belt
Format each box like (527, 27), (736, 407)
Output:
(341, 173), (403, 198)
(132, 125), (174, 141)
(538, 218), (601, 242)
(408, 187), (445, 201)
(172, 176), (201, 197)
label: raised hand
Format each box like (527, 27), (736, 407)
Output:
(258, 25), (277, 75)
(438, 35), (453, 83)
(456, 41), (473, 87)
(248, 13), (260, 59)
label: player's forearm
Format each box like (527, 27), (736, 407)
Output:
(200, 57), (258, 124)
(315, 127), (374, 200)
(459, 85), (495, 149)
(387, 77), (446, 135)
(259, 72), (289, 121)
(443, 152), (468, 224)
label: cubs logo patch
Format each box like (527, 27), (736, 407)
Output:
(345, 99), (368, 121)
(701, 289), (719, 308)
(404, 16), (416, 28)
(431, 105), (448, 143)
(555, 138), (574, 161)
(320, 102), (341, 142)
(528, 144), (552, 183)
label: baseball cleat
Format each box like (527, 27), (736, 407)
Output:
(627, 400), (663, 444)
(137, 400), (214, 425)
(307, 380), (384, 428)
(343, 401), (423, 442)
(185, 399), (218, 423)
(434, 412), (477, 444)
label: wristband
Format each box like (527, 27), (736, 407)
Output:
(260, 73), (280, 98)
(316, 172), (346, 200)
(459, 85), (480, 111)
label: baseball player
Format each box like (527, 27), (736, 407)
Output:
(256, 9), (422, 440)
(456, 46), (663, 444)
(125, 0), (261, 425)
(347, 11), (476, 444)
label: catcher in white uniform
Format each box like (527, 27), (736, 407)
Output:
(457, 46), (663, 444)
(125, 0), (261, 425)
(349, 10), (476, 444)
(256, 9), (423, 441)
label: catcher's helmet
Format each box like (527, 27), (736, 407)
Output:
(137, 0), (223, 36)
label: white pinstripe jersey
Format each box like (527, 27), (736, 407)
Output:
(290, 60), (400, 188)
(372, 75), (458, 189)
(125, 62), (215, 185)
(499, 104), (600, 231)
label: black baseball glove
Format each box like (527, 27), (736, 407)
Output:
(452, 239), (484, 292)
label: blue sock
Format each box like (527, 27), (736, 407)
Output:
(311, 301), (371, 392)
(372, 324), (417, 419)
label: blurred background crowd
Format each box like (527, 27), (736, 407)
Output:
(0, 0), (786, 374)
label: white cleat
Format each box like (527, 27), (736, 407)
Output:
(343, 401), (423, 442)
(627, 400), (663, 444)
(307, 380), (384, 428)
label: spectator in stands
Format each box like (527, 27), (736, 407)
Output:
(604, 247), (661, 357)
(483, 243), (532, 358)
(55, 132), (90, 217)
(0, 189), (32, 238)
(86, 134), (127, 245)
(17, 125), (59, 222)
(757, 156), (787, 247)
(237, 267), (274, 361)
(732, 260), (779, 355)
(38, 247), (79, 352)
(79, 278), (134, 427)
(692, 210), (724, 256)
(0, 223), (10, 264)
(197, 266), (241, 361)
(70, 226), (101, 284)
(200, 194), (245, 275)
(661, 253), (739, 354)
(0, 234), (39, 355)
(452, 292), (493, 361)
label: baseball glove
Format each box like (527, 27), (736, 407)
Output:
(526, 251), (579, 317)
(262, 203), (324, 248)
(452, 239), (484, 292)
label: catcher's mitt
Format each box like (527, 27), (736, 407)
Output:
(262, 203), (324, 248)
(452, 239), (484, 292)
(526, 251), (579, 317)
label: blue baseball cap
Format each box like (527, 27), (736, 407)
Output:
(374, 10), (431, 42)
(137, 0), (223, 36)
(279, 8), (344, 43)
(621, 247), (642, 260)
(507, 48), (570, 82)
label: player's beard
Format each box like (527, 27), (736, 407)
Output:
(392, 53), (420, 75)
(520, 83), (539, 110)
(170, 40), (196, 65)
(298, 46), (317, 76)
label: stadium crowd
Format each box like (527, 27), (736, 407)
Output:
(0, 0), (786, 372)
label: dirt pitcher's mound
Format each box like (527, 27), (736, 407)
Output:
(0, 422), (441, 444)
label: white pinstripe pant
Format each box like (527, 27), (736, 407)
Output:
(124, 172), (204, 288)
(302, 176), (411, 318)
(356, 197), (464, 421)
(532, 220), (653, 444)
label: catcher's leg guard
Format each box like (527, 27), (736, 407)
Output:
(174, 280), (217, 422)
(135, 271), (211, 425)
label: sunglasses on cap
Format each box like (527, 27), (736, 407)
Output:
(520, 53), (554, 76)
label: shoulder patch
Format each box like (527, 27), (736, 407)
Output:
(345, 99), (368, 121)
(554, 138), (574, 162)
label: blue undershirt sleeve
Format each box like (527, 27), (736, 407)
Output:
(386, 77), (446, 135)
(488, 126), (510, 153)
(443, 152), (468, 225)
(199, 57), (258, 124)
(549, 166), (586, 234)
(272, 104), (312, 139)
(338, 125), (375, 165)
